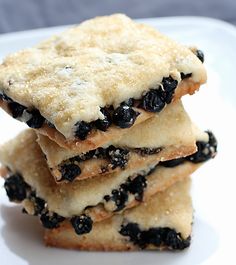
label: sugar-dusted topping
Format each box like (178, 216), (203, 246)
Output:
(0, 14), (206, 138)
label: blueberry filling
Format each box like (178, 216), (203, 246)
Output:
(26, 109), (45, 129)
(159, 157), (186, 168)
(4, 173), (30, 202)
(70, 214), (93, 235)
(195, 49), (204, 63)
(187, 131), (217, 163)
(74, 121), (92, 140)
(0, 92), (13, 102)
(181, 73), (192, 80)
(8, 102), (26, 118)
(119, 223), (190, 249)
(134, 147), (162, 156)
(113, 105), (140, 128)
(94, 108), (112, 131)
(121, 98), (135, 107)
(60, 164), (81, 182)
(103, 170), (149, 211)
(107, 146), (130, 169)
(160, 131), (217, 167)
(27, 192), (46, 215)
(140, 88), (166, 112)
(162, 76), (178, 104)
(40, 212), (65, 229)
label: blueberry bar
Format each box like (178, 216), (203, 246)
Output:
(46, 178), (192, 251)
(0, 129), (217, 236)
(0, 14), (206, 151)
(37, 101), (199, 182)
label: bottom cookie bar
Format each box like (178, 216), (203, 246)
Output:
(44, 177), (192, 251)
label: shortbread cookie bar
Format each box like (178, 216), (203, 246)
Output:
(44, 177), (192, 251)
(0, 14), (206, 150)
(37, 101), (198, 182)
(0, 129), (217, 236)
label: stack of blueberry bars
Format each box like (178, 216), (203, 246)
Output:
(0, 14), (217, 251)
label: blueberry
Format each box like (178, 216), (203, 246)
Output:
(4, 174), (29, 202)
(120, 224), (190, 250)
(74, 121), (92, 140)
(140, 228), (162, 247)
(111, 189), (129, 211)
(162, 76), (178, 104)
(127, 175), (147, 201)
(28, 192), (46, 215)
(120, 223), (141, 244)
(160, 157), (186, 168)
(163, 228), (190, 250)
(8, 102), (26, 118)
(107, 146), (129, 169)
(181, 72), (192, 80)
(60, 164), (81, 182)
(187, 131), (217, 163)
(0, 92), (13, 102)
(113, 105), (139, 128)
(140, 88), (165, 112)
(26, 109), (45, 128)
(195, 49), (204, 63)
(134, 147), (162, 156)
(120, 98), (135, 107)
(40, 212), (65, 229)
(70, 214), (93, 235)
(94, 108), (112, 131)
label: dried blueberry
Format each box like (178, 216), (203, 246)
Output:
(140, 88), (166, 112)
(127, 175), (147, 201)
(60, 164), (81, 182)
(113, 105), (139, 128)
(111, 189), (129, 211)
(26, 109), (45, 128)
(163, 228), (190, 250)
(0, 92), (12, 102)
(71, 214), (93, 235)
(74, 121), (92, 140)
(107, 146), (129, 169)
(181, 73), (192, 79)
(140, 228), (162, 247)
(40, 212), (65, 229)
(160, 157), (186, 168)
(195, 49), (204, 63)
(120, 223), (141, 244)
(4, 174), (29, 202)
(134, 147), (162, 156)
(8, 102), (26, 118)
(187, 131), (217, 163)
(120, 98), (135, 107)
(28, 192), (46, 215)
(162, 77), (178, 104)
(94, 108), (112, 131)
(120, 224), (190, 250)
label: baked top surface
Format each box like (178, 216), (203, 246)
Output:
(0, 14), (206, 138)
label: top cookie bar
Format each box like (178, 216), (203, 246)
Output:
(0, 14), (206, 142)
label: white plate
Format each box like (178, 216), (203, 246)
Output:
(0, 16), (236, 265)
